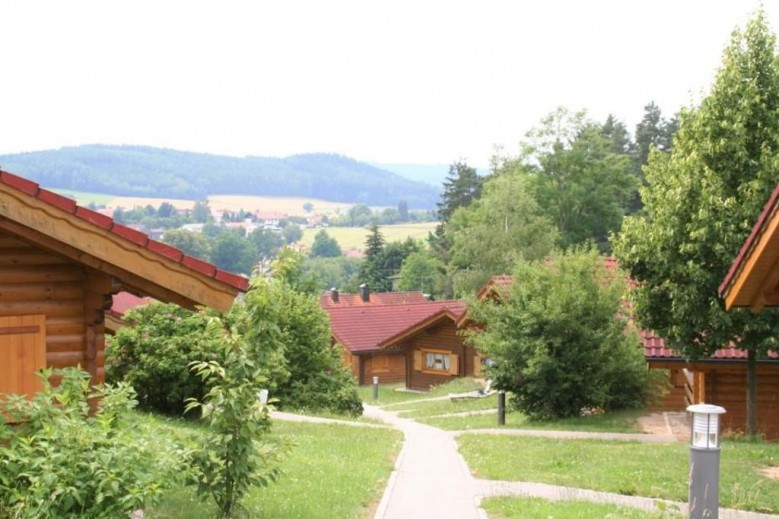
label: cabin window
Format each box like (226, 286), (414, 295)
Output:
(426, 352), (450, 371)
(414, 349), (459, 375)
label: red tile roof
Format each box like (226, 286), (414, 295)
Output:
(107, 291), (154, 318)
(0, 169), (249, 293)
(319, 290), (428, 308)
(325, 300), (467, 353)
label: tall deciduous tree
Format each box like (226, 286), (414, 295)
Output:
(521, 108), (636, 251)
(397, 251), (447, 298)
(448, 169), (558, 295)
(310, 230), (342, 258)
(614, 12), (779, 436)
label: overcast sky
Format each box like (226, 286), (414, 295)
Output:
(1, 1), (774, 167)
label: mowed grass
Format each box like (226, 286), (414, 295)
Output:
(481, 496), (683, 518)
(421, 407), (646, 433)
(358, 378), (484, 406)
(459, 435), (779, 513)
(137, 413), (402, 519)
(300, 222), (438, 251)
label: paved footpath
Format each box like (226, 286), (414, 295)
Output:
(273, 407), (779, 519)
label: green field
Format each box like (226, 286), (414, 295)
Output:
(301, 222), (437, 252)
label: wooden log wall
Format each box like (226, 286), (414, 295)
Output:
(698, 364), (779, 440)
(404, 320), (475, 391)
(0, 232), (108, 387)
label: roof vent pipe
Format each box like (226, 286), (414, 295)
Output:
(359, 283), (370, 302)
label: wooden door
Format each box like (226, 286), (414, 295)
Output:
(0, 315), (46, 398)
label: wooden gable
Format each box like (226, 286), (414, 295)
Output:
(0, 169), (249, 397)
(720, 182), (779, 311)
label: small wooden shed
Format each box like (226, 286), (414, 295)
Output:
(0, 169), (248, 399)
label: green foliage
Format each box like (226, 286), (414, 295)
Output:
(520, 107), (636, 250)
(448, 169), (558, 295)
(281, 223), (303, 245)
(310, 229), (342, 258)
(210, 231), (258, 275)
(163, 228), (212, 259)
(243, 253), (363, 416)
(248, 228), (284, 259)
(613, 12), (779, 435)
(437, 160), (483, 223)
(299, 256), (362, 293)
(185, 318), (284, 518)
(396, 251), (447, 298)
(467, 248), (651, 419)
(106, 302), (224, 415)
(0, 368), (184, 519)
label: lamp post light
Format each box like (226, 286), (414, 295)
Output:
(687, 403), (726, 519)
(258, 389), (269, 406)
(373, 376), (379, 400)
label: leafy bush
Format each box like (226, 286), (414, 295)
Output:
(467, 248), (653, 420)
(0, 368), (184, 519)
(106, 302), (224, 414)
(242, 252), (363, 417)
(185, 318), (284, 518)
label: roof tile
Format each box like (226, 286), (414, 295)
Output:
(37, 189), (77, 213)
(0, 171), (39, 196)
(325, 300), (467, 353)
(111, 223), (150, 247)
(182, 255), (217, 277)
(75, 206), (113, 229)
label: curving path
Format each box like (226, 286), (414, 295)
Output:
(272, 407), (779, 519)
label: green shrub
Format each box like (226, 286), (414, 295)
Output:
(106, 302), (225, 414)
(185, 318), (284, 518)
(242, 251), (363, 417)
(0, 368), (185, 519)
(467, 248), (653, 420)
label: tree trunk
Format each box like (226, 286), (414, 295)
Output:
(746, 348), (758, 438)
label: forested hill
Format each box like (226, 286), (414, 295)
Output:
(0, 145), (441, 208)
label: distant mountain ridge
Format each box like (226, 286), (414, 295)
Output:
(0, 145), (441, 208)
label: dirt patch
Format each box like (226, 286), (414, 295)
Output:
(638, 412), (690, 440)
(761, 467), (779, 480)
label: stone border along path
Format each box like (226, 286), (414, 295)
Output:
(271, 407), (779, 519)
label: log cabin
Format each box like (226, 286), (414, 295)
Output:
(0, 169), (248, 400)
(321, 288), (478, 389)
(716, 180), (779, 439)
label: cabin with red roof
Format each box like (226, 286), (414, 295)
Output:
(321, 287), (479, 390)
(0, 169), (248, 401)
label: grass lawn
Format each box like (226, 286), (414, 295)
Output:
(137, 412), (402, 519)
(481, 496), (682, 518)
(421, 408), (646, 433)
(459, 435), (779, 513)
(393, 393), (499, 418)
(358, 378), (484, 406)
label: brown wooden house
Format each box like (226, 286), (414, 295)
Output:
(0, 169), (248, 400)
(716, 181), (779, 439)
(321, 289), (478, 390)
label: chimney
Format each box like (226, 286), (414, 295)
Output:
(359, 283), (370, 303)
(330, 287), (339, 303)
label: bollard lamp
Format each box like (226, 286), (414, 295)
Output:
(258, 389), (269, 406)
(687, 403), (726, 449)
